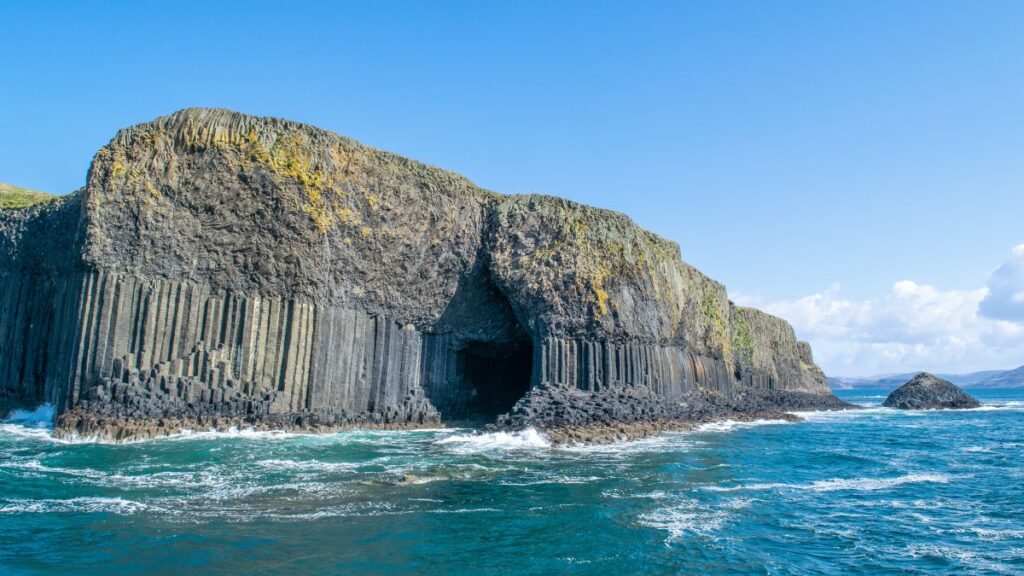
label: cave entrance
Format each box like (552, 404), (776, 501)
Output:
(458, 339), (533, 423)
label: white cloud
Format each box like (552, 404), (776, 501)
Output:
(732, 251), (1024, 377)
(979, 243), (1024, 322)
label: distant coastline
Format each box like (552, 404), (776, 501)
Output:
(829, 365), (1024, 390)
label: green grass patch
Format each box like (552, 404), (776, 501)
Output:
(0, 183), (56, 209)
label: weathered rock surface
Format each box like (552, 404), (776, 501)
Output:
(0, 108), (852, 441)
(882, 373), (981, 410)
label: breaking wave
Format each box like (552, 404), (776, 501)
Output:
(4, 403), (54, 428)
(694, 418), (794, 433)
(434, 428), (551, 453)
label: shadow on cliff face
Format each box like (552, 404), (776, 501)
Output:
(422, 257), (537, 426)
(457, 340), (533, 423)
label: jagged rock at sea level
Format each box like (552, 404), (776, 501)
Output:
(882, 373), (981, 410)
(0, 108), (852, 441)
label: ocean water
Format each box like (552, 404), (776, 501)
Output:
(1, 390), (1023, 575)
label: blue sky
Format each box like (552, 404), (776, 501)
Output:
(2, 1), (1023, 375)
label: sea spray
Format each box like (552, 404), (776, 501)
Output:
(435, 428), (552, 453)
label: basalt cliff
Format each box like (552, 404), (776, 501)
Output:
(0, 109), (849, 442)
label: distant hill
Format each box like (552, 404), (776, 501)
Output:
(974, 365), (1024, 388)
(0, 183), (56, 209)
(829, 369), (1009, 390)
(828, 374), (914, 391)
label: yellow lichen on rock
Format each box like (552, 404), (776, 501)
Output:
(594, 285), (610, 317)
(266, 132), (337, 234)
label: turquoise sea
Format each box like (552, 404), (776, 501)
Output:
(1, 389), (1022, 575)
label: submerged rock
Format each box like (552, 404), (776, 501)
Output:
(0, 108), (852, 442)
(882, 373), (981, 410)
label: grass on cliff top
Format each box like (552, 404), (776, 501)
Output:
(0, 183), (56, 209)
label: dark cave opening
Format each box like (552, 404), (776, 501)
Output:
(423, 260), (537, 425)
(457, 339), (533, 423)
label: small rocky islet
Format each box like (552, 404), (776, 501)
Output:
(0, 108), (856, 443)
(882, 372), (981, 410)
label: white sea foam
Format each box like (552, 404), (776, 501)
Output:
(638, 507), (726, 541)
(255, 459), (359, 473)
(958, 438), (1024, 453)
(0, 457), (239, 491)
(637, 497), (733, 543)
(0, 426), (169, 445)
(108, 470), (228, 490)
(946, 526), (1024, 540)
(907, 543), (979, 561)
(557, 432), (700, 456)
(721, 497), (754, 510)
(809, 473), (951, 492)
(1, 459), (103, 478)
(695, 418), (793, 433)
(706, 473), (951, 493)
(790, 406), (897, 421)
(400, 475), (444, 485)
(969, 401), (1024, 412)
(0, 423), (140, 445)
(435, 428), (551, 453)
(0, 423), (57, 442)
(254, 501), (409, 521)
(0, 496), (150, 514)
(798, 400), (1024, 418)
(365, 472), (447, 486)
(907, 544), (1017, 573)
(497, 475), (602, 486)
(428, 507), (503, 514)
(618, 490), (670, 499)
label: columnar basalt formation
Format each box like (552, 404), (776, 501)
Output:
(0, 109), (849, 441)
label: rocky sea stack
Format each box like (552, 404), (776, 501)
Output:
(0, 108), (852, 442)
(883, 373), (981, 410)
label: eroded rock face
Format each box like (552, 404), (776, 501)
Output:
(882, 373), (981, 410)
(0, 108), (849, 440)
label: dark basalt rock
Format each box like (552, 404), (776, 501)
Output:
(882, 373), (981, 410)
(0, 108), (852, 441)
